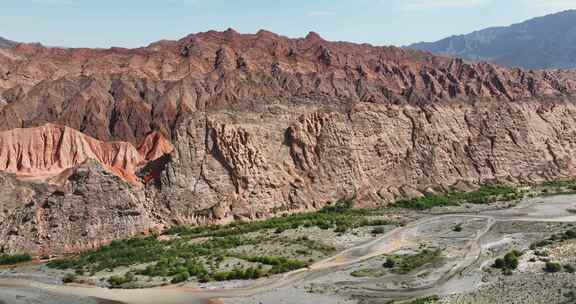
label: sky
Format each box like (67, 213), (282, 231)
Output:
(2, 0), (576, 48)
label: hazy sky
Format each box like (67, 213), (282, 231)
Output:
(3, 0), (576, 48)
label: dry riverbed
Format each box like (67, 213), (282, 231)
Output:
(4, 186), (576, 303)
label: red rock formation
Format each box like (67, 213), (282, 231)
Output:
(0, 124), (172, 186)
(138, 131), (175, 161)
(0, 30), (575, 145)
(1, 30), (576, 255)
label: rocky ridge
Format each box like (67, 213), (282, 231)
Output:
(408, 10), (576, 69)
(1, 29), (576, 255)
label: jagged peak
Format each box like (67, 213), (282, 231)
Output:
(305, 31), (324, 42)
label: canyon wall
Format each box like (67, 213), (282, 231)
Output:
(1, 30), (576, 255)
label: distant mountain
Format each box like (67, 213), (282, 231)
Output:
(0, 36), (17, 48)
(408, 10), (576, 70)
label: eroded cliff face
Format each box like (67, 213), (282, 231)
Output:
(0, 124), (173, 185)
(1, 30), (576, 255)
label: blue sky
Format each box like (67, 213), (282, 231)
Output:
(3, 0), (576, 48)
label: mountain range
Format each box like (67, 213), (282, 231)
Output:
(1, 28), (576, 256)
(0, 36), (17, 48)
(408, 10), (576, 70)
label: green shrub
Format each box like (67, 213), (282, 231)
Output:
(107, 273), (134, 288)
(211, 266), (265, 281)
(492, 251), (520, 274)
(452, 224), (463, 232)
(394, 186), (517, 210)
(237, 255), (307, 274)
(409, 295), (440, 304)
(62, 273), (76, 284)
(564, 264), (575, 273)
(383, 258), (395, 268)
(544, 262), (562, 273)
(492, 258), (505, 269)
(563, 229), (576, 240)
(171, 271), (190, 284)
(504, 252), (519, 270)
(391, 249), (443, 274)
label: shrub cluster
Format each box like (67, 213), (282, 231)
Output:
(211, 266), (265, 281)
(164, 198), (394, 238)
(390, 249), (443, 275)
(529, 228), (576, 252)
(0, 253), (32, 265)
(236, 255), (308, 274)
(492, 250), (522, 275)
(108, 273), (135, 288)
(394, 186), (519, 210)
(409, 295), (441, 304)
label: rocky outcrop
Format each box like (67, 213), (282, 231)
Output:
(1, 30), (576, 255)
(0, 124), (173, 186)
(0, 161), (157, 256)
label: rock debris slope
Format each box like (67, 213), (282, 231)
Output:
(1, 29), (576, 255)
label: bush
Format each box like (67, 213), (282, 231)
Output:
(564, 264), (575, 273)
(544, 262), (562, 273)
(492, 251), (520, 273)
(211, 266), (265, 281)
(171, 271), (190, 284)
(452, 224), (463, 232)
(492, 258), (505, 269)
(371, 227), (386, 235)
(62, 273), (76, 283)
(563, 229), (576, 240)
(108, 273), (134, 288)
(391, 249), (442, 274)
(410, 295), (440, 304)
(383, 258), (395, 268)
(504, 252), (519, 270)
(394, 186), (517, 210)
